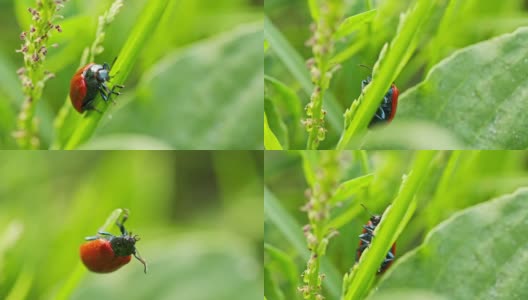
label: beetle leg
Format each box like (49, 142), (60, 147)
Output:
(375, 106), (385, 119)
(359, 233), (371, 244)
(85, 235), (100, 241)
(82, 98), (102, 114)
(116, 211), (129, 235)
(99, 84), (120, 104)
(97, 231), (114, 237)
(98, 86), (109, 102)
(110, 84), (124, 96)
(363, 225), (375, 233)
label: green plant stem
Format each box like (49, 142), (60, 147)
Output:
(305, 0), (344, 150)
(264, 17), (343, 131)
(62, 0), (170, 149)
(14, 0), (65, 149)
(300, 152), (340, 300)
(264, 187), (341, 298)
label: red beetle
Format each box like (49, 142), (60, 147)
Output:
(69, 60), (123, 113)
(361, 76), (399, 127)
(358, 65), (399, 127)
(80, 210), (147, 274)
(356, 204), (396, 274)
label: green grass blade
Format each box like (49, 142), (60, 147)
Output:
(334, 9), (377, 39)
(343, 151), (436, 300)
(328, 173), (374, 205)
(264, 243), (299, 300)
(337, 0), (435, 149)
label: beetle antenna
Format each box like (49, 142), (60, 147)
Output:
(360, 203), (375, 217)
(134, 248), (148, 274)
(358, 64), (372, 71)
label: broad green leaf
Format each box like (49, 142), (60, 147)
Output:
(397, 27), (528, 149)
(361, 121), (464, 149)
(334, 9), (377, 39)
(98, 23), (263, 149)
(375, 188), (528, 300)
(78, 134), (173, 150)
(370, 290), (448, 300)
(329, 173), (374, 204)
(264, 112), (284, 150)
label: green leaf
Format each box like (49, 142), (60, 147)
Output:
(265, 98), (288, 149)
(78, 134), (174, 150)
(329, 173), (374, 204)
(300, 151), (317, 188)
(308, 0), (320, 21)
(98, 23), (263, 149)
(264, 75), (303, 128)
(376, 188), (528, 300)
(264, 266), (285, 300)
(265, 112), (284, 150)
(264, 243), (298, 300)
(265, 75), (304, 148)
(397, 27), (528, 149)
(334, 9), (377, 39)
(361, 121), (464, 149)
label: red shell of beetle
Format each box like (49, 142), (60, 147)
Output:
(79, 239), (131, 273)
(388, 84), (399, 122)
(69, 63), (94, 113)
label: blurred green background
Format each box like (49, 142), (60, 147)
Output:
(0, 0), (263, 149)
(0, 150), (263, 300)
